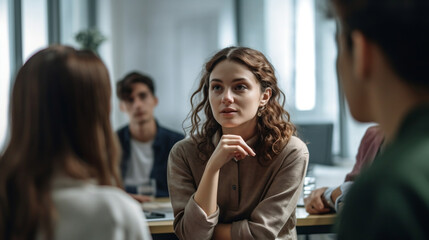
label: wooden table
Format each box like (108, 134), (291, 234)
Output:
(147, 206), (336, 235)
(295, 207), (336, 234)
(148, 220), (175, 235)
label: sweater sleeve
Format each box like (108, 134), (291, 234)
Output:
(167, 141), (218, 240)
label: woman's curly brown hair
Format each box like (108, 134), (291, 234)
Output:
(186, 46), (296, 164)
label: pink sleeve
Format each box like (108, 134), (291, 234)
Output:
(344, 126), (384, 182)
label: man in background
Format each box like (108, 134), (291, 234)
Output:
(116, 72), (184, 201)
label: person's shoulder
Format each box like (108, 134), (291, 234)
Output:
(361, 125), (384, 144)
(96, 186), (143, 212)
(116, 125), (130, 147)
(376, 140), (429, 181)
(285, 135), (309, 154)
(273, 136), (309, 165)
(170, 137), (194, 152)
(53, 181), (145, 228)
(85, 185), (147, 227)
(60, 183), (141, 212)
(349, 157), (418, 212)
(157, 124), (185, 140)
(95, 185), (136, 202)
(116, 124), (129, 136)
(339, 143), (429, 238)
(168, 137), (203, 163)
(357, 143), (426, 191)
(365, 125), (382, 135)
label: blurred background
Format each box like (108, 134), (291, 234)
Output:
(0, 0), (374, 162)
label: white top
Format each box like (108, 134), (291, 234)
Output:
(38, 177), (152, 240)
(124, 139), (154, 186)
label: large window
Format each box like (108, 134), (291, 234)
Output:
(1, 0), (49, 150)
(60, 0), (90, 47)
(263, 0), (370, 158)
(0, 0), (10, 150)
(22, 0), (48, 61)
(295, 0), (316, 111)
(0, 0), (92, 151)
(264, 0), (341, 155)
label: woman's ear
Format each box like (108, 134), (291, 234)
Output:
(260, 87), (272, 106)
(351, 31), (372, 81)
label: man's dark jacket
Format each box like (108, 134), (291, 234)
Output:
(117, 122), (184, 197)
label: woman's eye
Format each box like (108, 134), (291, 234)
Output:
(235, 84), (247, 91)
(212, 85), (222, 91)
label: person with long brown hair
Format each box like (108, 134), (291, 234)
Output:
(0, 46), (151, 240)
(167, 46), (309, 239)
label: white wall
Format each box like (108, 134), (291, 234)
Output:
(98, 0), (235, 133)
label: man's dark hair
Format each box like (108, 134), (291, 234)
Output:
(330, 0), (429, 88)
(116, 71), (155, 100)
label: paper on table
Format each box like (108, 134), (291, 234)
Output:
(142, 201), (173, 212)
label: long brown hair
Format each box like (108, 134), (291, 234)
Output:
(0, 46), (121, 240)
(188, 46), (296, 164)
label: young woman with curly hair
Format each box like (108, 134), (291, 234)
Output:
(167, 46), (309, 240)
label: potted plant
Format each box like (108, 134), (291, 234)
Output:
(75, 28), (106, 55)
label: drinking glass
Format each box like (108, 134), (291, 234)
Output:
(137, 179), (156, 200)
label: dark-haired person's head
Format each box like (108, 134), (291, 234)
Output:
(329, 0), (429, 123)
(331, 0), (429, 87)
(116, 72), (158, 125)
(329, 2), (429, 239)
(116, 72), (155, 100)
(0, 45), (120, 239)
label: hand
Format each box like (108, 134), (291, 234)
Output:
(304, 187), (332, 214)
(129, 193), (152, 203)
(206, 134), (256, 172)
